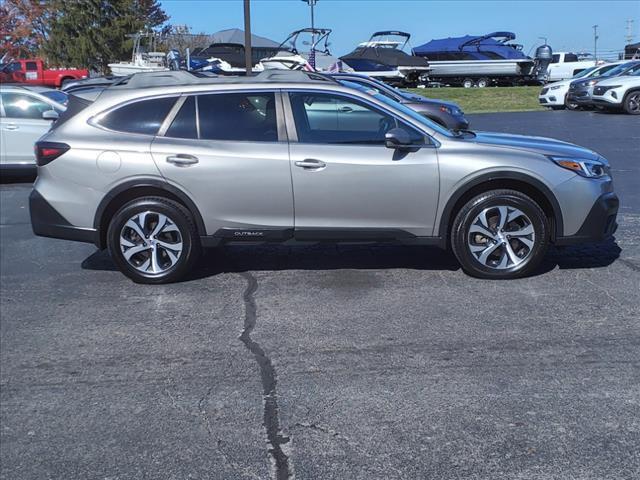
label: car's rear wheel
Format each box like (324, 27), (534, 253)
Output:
(623, 90), (640, 115)
(476, 77), (489, 88)
(107, 197), (200, 284)
(462, 78), (474, 88)
(451, 190), (549, 279)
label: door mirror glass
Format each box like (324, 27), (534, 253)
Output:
(385, 127), (412, 149)
(42, 109), (59, 121)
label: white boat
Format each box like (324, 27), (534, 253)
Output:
(108, 33), (169, 76)
(259, 28), (348, 72)
(340, 32), (430, 86)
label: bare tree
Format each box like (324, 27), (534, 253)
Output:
(163, 25), (212, 55)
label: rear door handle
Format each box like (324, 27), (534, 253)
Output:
(3, 124), (18, 130)
(166, 154), (199, 166)
(295, 159), (326, 170)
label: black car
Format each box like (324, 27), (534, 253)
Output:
(329, 73), (469, 131)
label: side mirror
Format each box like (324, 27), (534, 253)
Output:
(42, 110), (59, 121)
(385, 127), (412, 149)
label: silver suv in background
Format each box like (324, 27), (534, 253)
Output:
(30, 70), (618, 283)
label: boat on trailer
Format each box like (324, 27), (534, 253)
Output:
(339, 31), (430, 87)
(412, 32), (552, 87)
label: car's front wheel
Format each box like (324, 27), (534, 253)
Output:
(107, 197), (201, 284)
(451, 190), (549, 279)
(623, 90), (640, 115)
(564, 94), (580, 110)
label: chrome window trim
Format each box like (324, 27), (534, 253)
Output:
(282, 89), (440, 148)
(157, 95), (187, 137)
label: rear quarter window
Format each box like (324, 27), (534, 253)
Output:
(98, 96), (177, 135)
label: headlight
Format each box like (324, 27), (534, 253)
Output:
(586, 79), (598, 86)
(439, 105), (452, 114)
(549, 85), (562, 90)
(598, 85), (621, 93)
(549, 156), (609, 178)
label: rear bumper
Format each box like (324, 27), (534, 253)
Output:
(30, 189), (98, 244)
(555, 192), (619, 245)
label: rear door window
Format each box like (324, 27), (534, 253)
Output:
(98, 96), (177, 135)
(197, 92), (278, 142)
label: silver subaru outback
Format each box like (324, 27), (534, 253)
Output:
(30, 70), (618, 283)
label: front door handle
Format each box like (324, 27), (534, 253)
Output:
(3, 124), (18, 130)
(166, 154), (199, 166)
(295, 159), (326, 170)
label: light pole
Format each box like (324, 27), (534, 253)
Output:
(592, 24), (599, 62)
(244, 0), (252, 75)
(301, 0), (317, 46)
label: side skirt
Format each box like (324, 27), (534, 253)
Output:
(205, 228), (445, 248)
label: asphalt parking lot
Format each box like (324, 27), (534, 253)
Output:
(1, 110), (639, 480)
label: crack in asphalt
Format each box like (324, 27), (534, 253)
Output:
(239, 272), (294, 480)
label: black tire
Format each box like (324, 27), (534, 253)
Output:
(107, 196), (201, 284)
(462, 78), (474, 88)
(623, 90), (640, 115)
(564, 94), (580, 110)
(451, 189), (549, 279)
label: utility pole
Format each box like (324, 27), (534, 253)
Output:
(592, 24), (599, 62)
(626, 19), (635, 45)
(243, 0), (252, 75)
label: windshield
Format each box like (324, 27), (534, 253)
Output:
(40, 90), (69, 106)
(341, 81), (454, 137)
(600, 62), (638, 77)
(338, 77), (401, 101)
(573, 66), (597, 78)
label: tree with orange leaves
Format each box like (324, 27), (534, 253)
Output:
(0, 0), (52, 59)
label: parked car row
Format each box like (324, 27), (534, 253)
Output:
(539, 60), (640, 114)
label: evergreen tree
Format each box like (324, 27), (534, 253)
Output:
(43, 0), (168, 73)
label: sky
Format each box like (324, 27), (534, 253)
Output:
(161, 0), (640, 58)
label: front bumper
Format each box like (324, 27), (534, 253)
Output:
(538, 88), (565, 105)
(30, 189), (98, 245)
(567, 89), (593, 105)
(555, 192), (619, 245)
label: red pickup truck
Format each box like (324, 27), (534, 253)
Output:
(0, 59), (88, 88)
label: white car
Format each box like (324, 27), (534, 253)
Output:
(0, 85), (66, 173)
(539, 62), (626, 109)
(590, 70), (640, 114)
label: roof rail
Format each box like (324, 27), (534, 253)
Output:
(110, 69), (337, 89)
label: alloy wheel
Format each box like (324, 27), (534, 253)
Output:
(627, 92), (640, 113)
(119, 210), (183, 274)
(467, 205), (535, 270)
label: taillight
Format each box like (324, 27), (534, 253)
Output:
(35, 142), (70, 166)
